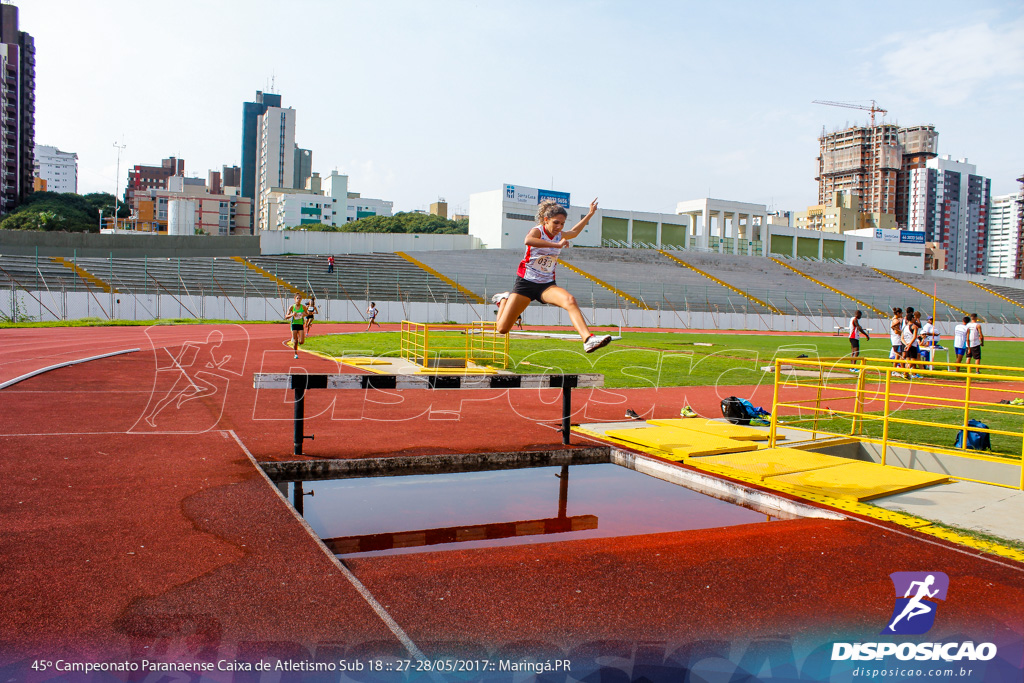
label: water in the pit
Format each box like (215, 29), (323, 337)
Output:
(281, 463), (781, 558)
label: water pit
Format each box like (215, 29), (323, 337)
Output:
(267, 449), (821, 559)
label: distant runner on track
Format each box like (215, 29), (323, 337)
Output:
(304, 297), (318, 336)
(495, 198), (611, 353)
(284, 293), (306, 359)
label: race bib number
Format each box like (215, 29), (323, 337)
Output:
(534, 255), (557, 273)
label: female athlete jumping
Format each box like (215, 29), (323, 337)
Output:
(496, 198), (611, 353)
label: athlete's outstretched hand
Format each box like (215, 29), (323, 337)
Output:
(588, 198), (599, 215)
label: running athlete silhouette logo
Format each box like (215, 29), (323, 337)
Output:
(883, 572), (949, 635)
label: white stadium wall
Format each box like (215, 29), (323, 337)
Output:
(259, 231), (483, 255)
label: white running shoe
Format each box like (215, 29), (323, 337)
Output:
(491, 291), (510, 304)
(583, 334), (612, 353)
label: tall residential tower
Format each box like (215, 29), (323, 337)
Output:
(240, 90), (281, 203)
(0, 4), (34, 212)
(908, 156), (991, 275)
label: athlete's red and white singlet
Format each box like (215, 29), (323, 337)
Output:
(516, 226), (561, 284)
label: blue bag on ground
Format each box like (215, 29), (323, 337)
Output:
(953, 419), (990, 451)
(722, 397), (770, 426)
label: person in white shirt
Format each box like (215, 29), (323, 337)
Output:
(889, 307), (904, 366)
(900, 308), (921, 378)
(953, 316), (970, 371)
(966, 313), (984, 369)
(497, 198), (612, 353)
(366, 302), (380, 331)
(919, 315), (937, 370)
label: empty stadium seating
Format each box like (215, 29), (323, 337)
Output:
(3, 246), (1022, 322)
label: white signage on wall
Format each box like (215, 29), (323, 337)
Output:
(874, 229), (901, 243)
(504, 184), (572, 208)
(505, 184), (539, 204)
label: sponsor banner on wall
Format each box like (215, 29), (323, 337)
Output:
(505, 184), (570, 207)
(900, 230), (926, 245)
(874, 229), (901, 243)
(538, 189), (571, 208)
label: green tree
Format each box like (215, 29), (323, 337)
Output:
(0, 191), (130, 232)
(285, 212), (468, 235)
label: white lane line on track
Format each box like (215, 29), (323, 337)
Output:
(848, 514), (1024, 573)
(226, 429), (435, 668)
(0, 348), (141, 390)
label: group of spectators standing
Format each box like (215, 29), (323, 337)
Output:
(846, 307), (985, 376)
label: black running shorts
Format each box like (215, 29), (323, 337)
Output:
(511, 276), (556, 302)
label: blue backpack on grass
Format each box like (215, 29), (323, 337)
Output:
(953, 419), (991, 451)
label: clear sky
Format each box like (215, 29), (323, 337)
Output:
(22, 0), (1024, 216)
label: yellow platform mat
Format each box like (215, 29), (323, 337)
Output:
(647, 418), (775, 441)
(696, 448), (853, 481)
(603, 425), (756, 459)
(766, 461), (950, 502)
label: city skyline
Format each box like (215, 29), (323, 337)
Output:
(22, 0), (1024, 216)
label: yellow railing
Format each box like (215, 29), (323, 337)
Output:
(870, 268), (967, 315)
(768, 356), (1024, 489)
(770, 257), (885, 316)
(50, 257), (116, 293)
(659, 250), (783, 314)
(556, 259), (651, 310)
(394, 252), (486, 304)
(231, 257), (305, 296)
(400, 320), (509, 369)
(970, 281), (1024, 312)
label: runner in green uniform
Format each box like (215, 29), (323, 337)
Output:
(285, 293), (307, 359)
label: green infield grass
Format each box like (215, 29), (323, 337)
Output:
(303, 330), (1024, 389)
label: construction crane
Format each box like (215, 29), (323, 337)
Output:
(812, 99), (888, 126)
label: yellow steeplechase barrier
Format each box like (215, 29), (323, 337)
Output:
(400, 320), (508, 370)
(658, 250), (783, 314)
(870, 268), (967, 315)
(969, 281), (1024, 312)
(230, 256), (306, 297)
(394, 252), (485, 304)
(50, 257), (116, 293)
(768, 355), (1024, 490)
(769, 257), (885, 316)
(555, 259), (651, 310)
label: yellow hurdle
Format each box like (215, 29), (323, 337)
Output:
(400, 320), (509, 369)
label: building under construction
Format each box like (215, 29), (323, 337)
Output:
(816, 123), (938, 228)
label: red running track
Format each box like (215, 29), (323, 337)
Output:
(1, 324), (1022, 667)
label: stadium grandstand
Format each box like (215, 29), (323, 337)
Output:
(2, 248), (1023, 328)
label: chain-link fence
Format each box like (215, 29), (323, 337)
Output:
(2, 252), (1022, 335)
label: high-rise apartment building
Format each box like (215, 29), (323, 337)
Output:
(986, 192), (1022, 278)
(255, 105), (296, 227)
(817, 123), (938, 228)
(908, 156), (991, 275)
(0, 4), (35, 213)
(33, 145), (77, 194)
(126, 157), (184, 205)
(1017, 174), (1024, 279)
(240, 90), (281, 202)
